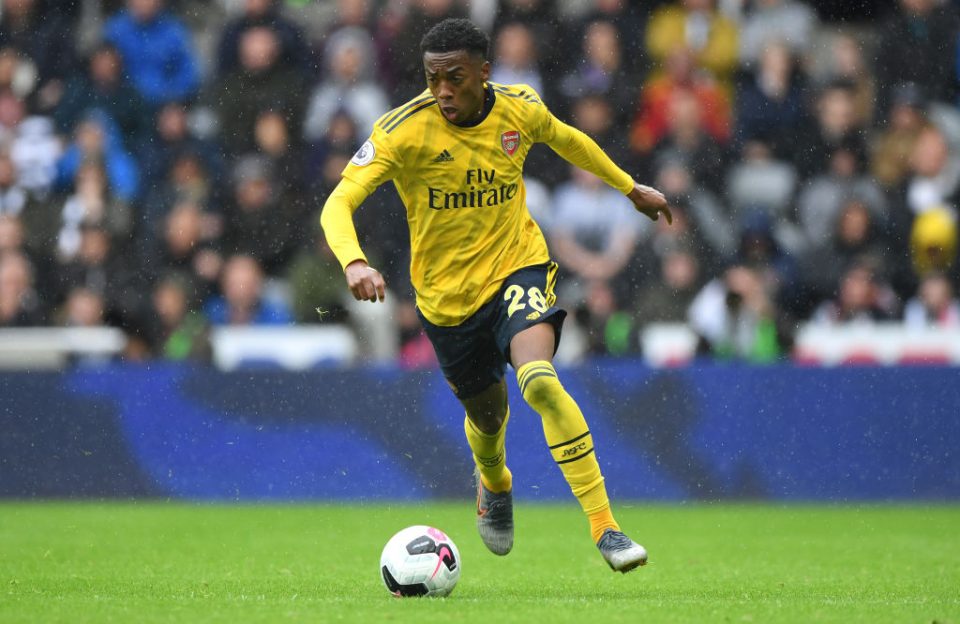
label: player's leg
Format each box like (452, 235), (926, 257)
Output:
(510, 323), (616, 537)
(416, 304), (514, 555)
(461, 378), (512, 493)
(459, 379), (514, 555)
(511, 322), (647, 573)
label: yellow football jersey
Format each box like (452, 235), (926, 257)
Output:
(337, 82), (633, 326)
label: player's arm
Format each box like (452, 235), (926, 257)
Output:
(320, 127), (400, 302)
(542, 114), (672, 224)
(320, 177), (386, 303)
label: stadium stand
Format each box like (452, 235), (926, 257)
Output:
(0, 0), (957, 369)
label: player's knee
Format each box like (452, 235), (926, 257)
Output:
(519, 373), (564, 415)
(469, 411), (505, 435)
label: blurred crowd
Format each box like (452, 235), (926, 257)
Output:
(0, 0), (959, 365)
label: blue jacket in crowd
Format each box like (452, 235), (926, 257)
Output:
(104, 9), (200, 105)
(56, 111), (140, 202)
(203, 298), (294, 326)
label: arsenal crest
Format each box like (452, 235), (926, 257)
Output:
(501, 130), (520, 156)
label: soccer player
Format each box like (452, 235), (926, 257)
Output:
(321, 18), (671, 573)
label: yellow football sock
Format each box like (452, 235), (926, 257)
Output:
(517, 360), (620, 542)
(587, 507), (620, 543)
(464, 409), (512, 493)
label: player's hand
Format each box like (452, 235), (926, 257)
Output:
(628, 182), (672, 224)
(344, 260), (386, 302)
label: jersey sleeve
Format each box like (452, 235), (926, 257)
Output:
(319, 177), (373, 270)
(340, 124), (401, 193)
(528, 93), (635, 195)
(320, 125), (400, 271)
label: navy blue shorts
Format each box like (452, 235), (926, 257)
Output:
(417, 262), (567, 399)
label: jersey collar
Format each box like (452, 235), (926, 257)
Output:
(451, 84), (495, 129)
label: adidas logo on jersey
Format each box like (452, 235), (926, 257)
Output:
(432, 149), (454, 163)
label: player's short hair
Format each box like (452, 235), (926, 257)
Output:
(420, 18), (489, 60)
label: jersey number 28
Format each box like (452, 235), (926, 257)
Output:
(504, 285), (548, 317)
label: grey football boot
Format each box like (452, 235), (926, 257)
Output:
(597, 528), (648, 573)
(474, 470), (514, 555)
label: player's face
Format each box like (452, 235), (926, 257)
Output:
(423, 50), (490, 125)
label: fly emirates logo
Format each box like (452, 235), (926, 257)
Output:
(427, 168), (518, 210)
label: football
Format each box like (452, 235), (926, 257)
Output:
(379, 525), (461, 597)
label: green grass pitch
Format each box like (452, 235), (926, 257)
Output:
(1, 502), (957, 623)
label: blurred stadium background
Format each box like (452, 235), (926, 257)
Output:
(0, 0), (958, 504)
